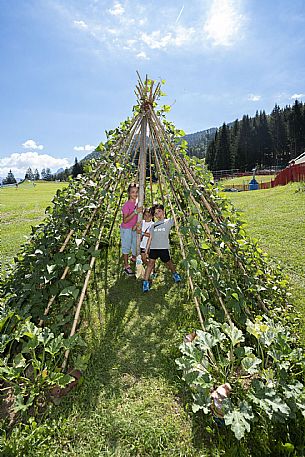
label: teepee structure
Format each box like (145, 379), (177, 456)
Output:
(1, 74), (305, 440)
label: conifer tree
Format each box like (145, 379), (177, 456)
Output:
(34, 168), (40, 180)
(25, 167), (34, 180)
(72, 157), (83, 178)
(214, 123), (231, 170)
(3, 169), (17, 184)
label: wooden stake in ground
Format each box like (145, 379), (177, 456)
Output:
(136, 114), (147, 256)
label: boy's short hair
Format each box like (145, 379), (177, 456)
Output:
(153, 204), (164, 211)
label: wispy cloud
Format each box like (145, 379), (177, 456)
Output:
(203, 0), (246, 47)
(291, 93), (304, 99)
(0, 152), (70, 177)
(73, 20), (88, 29)
(108, 2), (124, 16)
(22, 139), (44, 150)
(52, 0), (247, 59)
(140, 26), (194, 50)
(73, 144), (95, 152)
(136, 51), (149, 60)
(248, 94), (261, 101)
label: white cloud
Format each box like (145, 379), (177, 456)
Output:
(0, 152), (71, 178)
(248, 94), (261, 101)
(73, 144), (95, 152)
(140, 26), (194, 50)
(203, 0), (245, 47)
(22, 139), (44, 150)
(73, 20), (88, 29)
(291, 93), (304, 99)
(109, 2), (124, 16)
(136, 51), (149, 60)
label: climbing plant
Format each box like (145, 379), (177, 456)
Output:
(1, 75), (304, 451)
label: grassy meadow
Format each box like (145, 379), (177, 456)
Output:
(221, 174), (275, 186)
(0, 180), (67, 273)
(226, 182), (305, 321)
(1, 180), (305, 456)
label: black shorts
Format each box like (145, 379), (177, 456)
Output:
(140, 248), (146, 254)
(149, 249), (171, 263)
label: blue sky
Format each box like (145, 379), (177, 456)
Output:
(0, 0), (305, 178)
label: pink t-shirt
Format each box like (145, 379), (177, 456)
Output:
(121, 200), (138, 229)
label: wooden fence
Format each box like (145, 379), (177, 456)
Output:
(271, 163), (305, 187)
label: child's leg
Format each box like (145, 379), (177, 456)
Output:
(165, 260), (176, 273)
(141, 252), (148, 265)
(144, 259), (156, 280)
(123, 254), (129, 268)
(131, 230), (137, 258)
(121, 228), (132, 268)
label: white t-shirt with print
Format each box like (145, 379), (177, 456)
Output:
(140, 220), (154, 249)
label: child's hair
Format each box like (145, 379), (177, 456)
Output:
(127, 183), (138, 196)
(153, 204), (164, 211)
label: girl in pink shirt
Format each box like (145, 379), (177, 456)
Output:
(120, 183), (142, 275)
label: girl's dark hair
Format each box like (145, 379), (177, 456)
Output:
(143, 207), (152, 215)
(153, 204), (164, 211)
(127, 183), (138, 195)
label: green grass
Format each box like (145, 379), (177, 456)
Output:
(30, 265), (201, 457)
(0, 180), (67, 273)
(2, 181), (305, 456)
(221, 174), (275, 186)
(226, 182), (305, 318)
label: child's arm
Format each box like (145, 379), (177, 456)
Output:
(145, 233), (152, 254)
(123, 206), (143, 224)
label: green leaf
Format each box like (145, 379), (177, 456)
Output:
(195, 330), (220, 351)
(46, 264), (57, 274)
(59, 286), (80, 300)
(222, 323), (244, 346)
(224, 402), (253, 440)
(241, 354), (262, 374)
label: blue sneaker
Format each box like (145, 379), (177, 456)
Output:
(172, 272), (181, 283)
(143, 280), (150, 292)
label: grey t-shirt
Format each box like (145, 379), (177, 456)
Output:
(149, 218), (174, 250)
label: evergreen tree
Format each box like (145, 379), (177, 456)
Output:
(214, 123), (231, 170)
(34, 168), (40, 180)
(72, 157), (83, 178)
(270, 104), (289, 166)
(205, 131), (217, 170)
(45, 168), (52, 181)
(25, 167), (34, 180)
(3, 170), (17, 184)
(288, 100), (305, 159)
(259, 111), (273, 167)
(41, 168), (46, 180)
(229, 119), (239, 169)
(235, 115), (252, 171)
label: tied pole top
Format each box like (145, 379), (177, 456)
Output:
(135, 71), (162, 117)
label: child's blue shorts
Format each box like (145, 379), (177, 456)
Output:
(120, 227), (136, 256)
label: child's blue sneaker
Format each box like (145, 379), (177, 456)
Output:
(172, 272), (181, 283)
(143, 280), (150, 292)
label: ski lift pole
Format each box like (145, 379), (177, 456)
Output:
(136, 114), (147, 256)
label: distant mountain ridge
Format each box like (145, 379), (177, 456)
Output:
(81, 126), (219, 163)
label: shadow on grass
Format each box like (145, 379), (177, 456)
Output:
(52, 247), (200, 454)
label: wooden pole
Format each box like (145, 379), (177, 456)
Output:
(136, 114), (147, 255)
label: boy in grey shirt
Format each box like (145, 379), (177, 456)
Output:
(143, 204), (181, 292)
